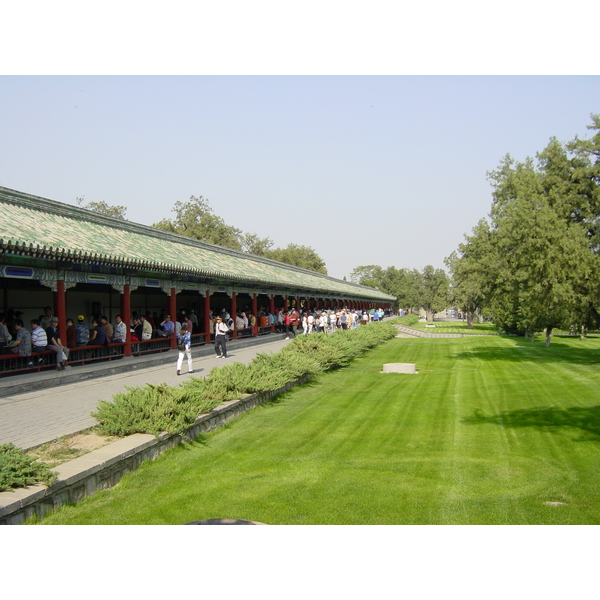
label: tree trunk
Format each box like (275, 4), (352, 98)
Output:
(545, 326), (552, 347)
(466, 311), (474, 329)
(426, 309), (434, 322)
(580, 324), (587, 339)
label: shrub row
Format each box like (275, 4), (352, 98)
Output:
(93, 323), (397, 437)
(391, 314), (420, 327)
(0, 443), (57, 492)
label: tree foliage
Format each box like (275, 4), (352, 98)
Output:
(448, 115), (600, 346)
(153, 195), (328, 273)
(350, 264), (449, 318)
(418, 265), (450, 322)
(76, 196), (127, 219)
(263, 244), (328, 274)
(153, 195), (243, 250)
(445, 219), (493, 327)
(349, 265), (384, 289)
(241, 233), (274, 256)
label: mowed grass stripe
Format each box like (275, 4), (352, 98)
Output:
(37, 335), (600, 525)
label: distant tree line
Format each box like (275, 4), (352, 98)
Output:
(350, 264), (450, 322)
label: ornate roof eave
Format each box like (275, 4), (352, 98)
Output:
(0, 186), (397, 302)
(0, 236), (395, 301)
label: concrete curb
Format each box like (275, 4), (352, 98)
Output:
(0, 373), (313, 525)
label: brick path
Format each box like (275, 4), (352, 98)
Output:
(395, 324), (495, 338)
(0, 337), (290, 450)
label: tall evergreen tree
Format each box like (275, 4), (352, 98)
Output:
(449, 116), (600, 346)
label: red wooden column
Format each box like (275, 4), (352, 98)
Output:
(231, 292), (237, 339)
(204, 290), (211, 344)
(55, 279), (67, 343)
(169, 288), (177, 349)
(251, 293), (258, 335)
(121, 284), (132, 357)
(269, 294), (275, 333)
(295, 297), (300, 312)
(284, 295), (289, 311)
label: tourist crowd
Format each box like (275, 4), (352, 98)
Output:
(0, 305), (388, 371)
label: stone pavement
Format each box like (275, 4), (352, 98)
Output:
(395, 323), (494, 338)
(0, 335), (291, 450)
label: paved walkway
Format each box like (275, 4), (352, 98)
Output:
(0, 336), (291, 450)
(395, 323), (495, 338)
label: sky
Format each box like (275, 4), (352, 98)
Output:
(2, 75), (598, 280)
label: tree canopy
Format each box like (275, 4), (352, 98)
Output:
(262, 244), (327, 275)
(153, 195), (243, 250)
(76, 196), (127, 219)
(447, 115), (600, 345)
(153, 195), (328, 274)
(350, 264), (449, 319)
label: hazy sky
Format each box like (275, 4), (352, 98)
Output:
(2, 75), (598, 279)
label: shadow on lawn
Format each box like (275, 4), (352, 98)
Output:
(453, 339), (600, 366)
(463, 405), (600, 441)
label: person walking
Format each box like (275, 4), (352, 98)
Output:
(176, 323), (194, 375)
(214, 316), (229, 358)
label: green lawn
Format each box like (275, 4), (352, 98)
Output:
(408, 319), (500, 335)
(37, 334), (600, 524)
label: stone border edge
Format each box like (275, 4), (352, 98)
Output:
(0, 374), (313, 525)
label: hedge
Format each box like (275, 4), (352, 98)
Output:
(93, 323), (397, 437)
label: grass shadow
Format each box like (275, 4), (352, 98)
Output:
(453, 338), (600, 367)
(179, 436), (210, 448)
(463, 405), (600, 441)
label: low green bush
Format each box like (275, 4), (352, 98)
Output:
(391, 314), (420, 326)
(93, 383), (222, 437)
(92, 323), (397, 438)
(0, 443), (57, 492)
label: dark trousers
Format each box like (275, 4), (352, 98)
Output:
(215, 334), (227, 357)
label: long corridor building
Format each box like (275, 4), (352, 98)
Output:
(0, 187), (395, 360)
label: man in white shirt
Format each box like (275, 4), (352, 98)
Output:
(214, 316), (229, 358)
(30, 319), (48, 353)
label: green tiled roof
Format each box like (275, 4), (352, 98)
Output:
(0, 187), (395, 301)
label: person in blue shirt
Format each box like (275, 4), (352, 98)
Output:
(176, 323), (194, 375)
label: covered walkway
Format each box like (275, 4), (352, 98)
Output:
(0, 186), (394, 374)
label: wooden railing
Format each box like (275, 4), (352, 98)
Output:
(0, 325), (279, 377)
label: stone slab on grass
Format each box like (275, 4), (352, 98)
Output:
(382, 363), (417, 374)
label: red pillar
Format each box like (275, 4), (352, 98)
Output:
(121, 284), (132, 357)
(231, 292), (237, 339)
(204, 290), (211, 344)
(251, 293), (258, 335)
(295, 297), (300, 312)
(169, 288), (177, 349)
(55, 279), (67, 344)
